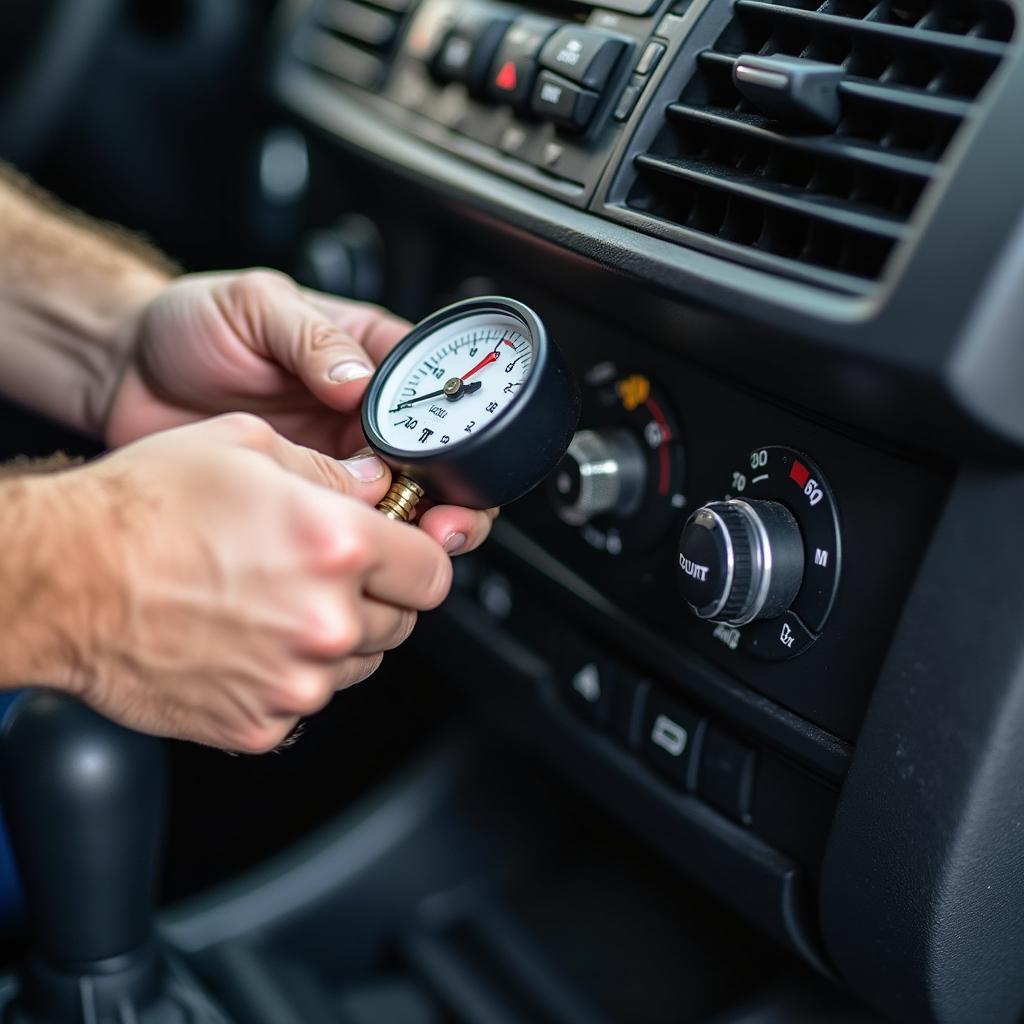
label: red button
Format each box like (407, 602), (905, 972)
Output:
(494, 60), (518, 91)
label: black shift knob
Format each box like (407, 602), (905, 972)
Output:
(0, 690), (166, 969)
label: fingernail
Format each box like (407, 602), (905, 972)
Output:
(443, 531), (467, 555)
(341, 453), (385, 482)
(328, 361), (373, 384)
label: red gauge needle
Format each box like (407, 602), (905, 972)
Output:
(460, 351), (499, 381)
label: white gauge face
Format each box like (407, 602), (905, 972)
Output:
(376, 312), (534, 453)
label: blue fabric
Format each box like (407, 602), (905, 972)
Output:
(0, 692), (25, 924)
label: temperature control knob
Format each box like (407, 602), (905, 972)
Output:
(677, 499), (804, 626)
(550, 428), (647, 526)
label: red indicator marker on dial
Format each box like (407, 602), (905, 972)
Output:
(461, 351), (498, 381)
(789, 460), (810, 488)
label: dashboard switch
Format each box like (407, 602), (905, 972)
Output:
(635, 40), (666, 76)
(699, 728), (756, 825)
(560, 638), (617, 724)
(539, 25), (629, 94)
(610, 672), (650, 749)
(614, 76), (645, 121)
(531, 71), (599, 133)
(432, 7), (514, 93)
(487, 15), (559, 110)
(642, 692), (703, 789)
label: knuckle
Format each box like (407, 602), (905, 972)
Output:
(232, 721), (292, 755)
(321, 525), (372, 576)
(298, 603), (363, 657)
(216, 411), (274, 448)
(297, 316), (344, 356)
(229, 268), (293, 304)
(280, 668), (332, 715)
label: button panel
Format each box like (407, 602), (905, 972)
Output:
(541, 625), (835, 857)
(447, 554), (845, 880)
(487, 15), (559, 110)
(382, 0), (649, 198)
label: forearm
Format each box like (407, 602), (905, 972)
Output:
(0, 166), (173, 437)
(0, 458), (117, 692)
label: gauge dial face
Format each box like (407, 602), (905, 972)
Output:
(375, 312), (534, 454)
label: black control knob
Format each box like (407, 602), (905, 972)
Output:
(676, 499), (804, 626)
(550, 428), (646, 526)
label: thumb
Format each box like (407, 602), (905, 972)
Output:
(238, 273), (377, 412)
(266, 433), (393, 506)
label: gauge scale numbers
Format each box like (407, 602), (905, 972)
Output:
(378, 312), (533, 453)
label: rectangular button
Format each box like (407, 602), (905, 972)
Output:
(642, 692), (702, 789)
(530, 71), (599, 132)
(699, 728), (757, 825)
(609, 673), (650, 748)
(539, 25), (629, 93)
(635, 40), (666, 76)
(559, 636), (616, 725)
(614, 77), (643, 121)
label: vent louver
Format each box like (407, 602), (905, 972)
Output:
(294, 0), (414, 91)
(621, 0), (1015, 291)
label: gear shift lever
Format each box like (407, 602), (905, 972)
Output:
(0, 691), (224, 1023)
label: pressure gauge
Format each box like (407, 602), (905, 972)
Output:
(362, 297), (580, 517)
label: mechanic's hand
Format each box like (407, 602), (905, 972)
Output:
(103, 269), (497, 554)
(50, 413), (466, 753)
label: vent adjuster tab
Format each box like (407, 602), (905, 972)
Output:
(732, 54), (844, 129)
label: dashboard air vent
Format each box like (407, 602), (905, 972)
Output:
(622, 0), (1016, 290)
(294, 0), (415, 91)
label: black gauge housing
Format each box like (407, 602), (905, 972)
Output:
(362, 296), (581, 509)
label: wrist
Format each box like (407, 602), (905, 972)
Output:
(88, 271), (169, 441)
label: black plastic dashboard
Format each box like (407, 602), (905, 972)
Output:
(270, 1), (1024, 1020)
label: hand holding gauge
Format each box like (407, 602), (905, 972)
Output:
(361, 297), (580, 520)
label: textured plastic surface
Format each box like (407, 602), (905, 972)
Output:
(821, 470), (1024, 1024)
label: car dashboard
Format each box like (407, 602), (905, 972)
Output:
(110, 0), (1024, 1020)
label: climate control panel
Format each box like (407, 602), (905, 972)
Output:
(546, 360), (843, 661)
(439, 295), (944, 742)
